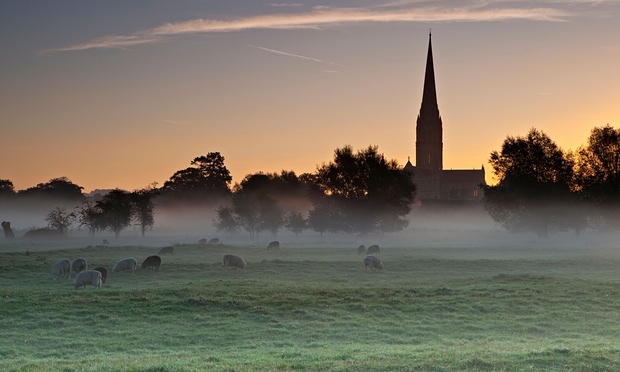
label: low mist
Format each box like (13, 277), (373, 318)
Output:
(3, 201), (619, 256)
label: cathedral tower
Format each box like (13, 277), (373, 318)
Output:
(405, 33), (485, 201)
(415, 32), (443, 171)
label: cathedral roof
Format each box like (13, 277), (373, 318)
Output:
(441, 169), (486, 185)
(403, 158), (415, 173)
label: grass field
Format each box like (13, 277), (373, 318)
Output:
(2, 236), (620, 371)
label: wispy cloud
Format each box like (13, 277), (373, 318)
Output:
(44, 3), (572, 53)
(270, 3), (303, 7)
(43, 35), (165, 54)
(248, 45), (345, 67)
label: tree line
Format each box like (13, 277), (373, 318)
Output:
(0, 147), (415, 238)
(484, 125), (620, 236)
(2, 124), (619, 239)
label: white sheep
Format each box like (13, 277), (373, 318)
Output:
(73, 270), (102, 289)
(51, 258), (71, 280)
(223, 254), (246, 271)
(364, 255), (384, 271)
(112, 257), (137, 274)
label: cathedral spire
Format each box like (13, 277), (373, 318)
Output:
(415, 32), (443, 171)
(420, 31), (438, 115)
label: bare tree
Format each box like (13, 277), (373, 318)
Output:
(45, 207), (76, 235)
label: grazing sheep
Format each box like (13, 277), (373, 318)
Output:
(223, 254), (246, 271)
(71, 257), (87, 276)
(141, 255), (162, 271)
(158, 246), (174, 255)
(73, 270), (102, 289)
(93, 266), (108, 284)
(366, 245), (381, 255)
(266, 241), (280, 250)
(198, 238), (207, 244)
(51, 258), (71, 280)
(357, 245), (366, 255)
(112, 257), (137, 274)
(364, 255), (384, 271)
(208, 238), (220, 245)
(2, 221), (15, 240)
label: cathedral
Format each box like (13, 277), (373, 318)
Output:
(403, 33), (486, 201)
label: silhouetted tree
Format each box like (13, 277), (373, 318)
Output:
(96, 189), (133, 239)
(77, 201), (104, 238)
(574, 125), (620, 201)
(213, 173), (288, 237)
(307, 197), (344, 236)
(163, 167), (204, 191)
(161, 152), (232, 205)
(131, 184), (159, 237)
(18, 177), (84, 201)
(0, 179), (15, 197)
(573, 125), (620, 229)
(284, 211), (307, 235)
(191, 153), (233, 192)
(229, 189), (260, 236)
(310, 145), (416, 234)
(484, 128), (579, 236)
(214, 206), (239, 233)
(235, 174), (285, 236)
(45, 207), (76, 235)
(256, 194), (284, 236)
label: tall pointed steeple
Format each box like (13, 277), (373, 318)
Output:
(420, 32), (439, 116)
(415, 31), (443, 171)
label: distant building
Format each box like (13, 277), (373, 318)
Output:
(404, 33), (486, 201)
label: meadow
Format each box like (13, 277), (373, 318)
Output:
(2, 235), (620, 371)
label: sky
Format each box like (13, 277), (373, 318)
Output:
(1, 0), (619, 193)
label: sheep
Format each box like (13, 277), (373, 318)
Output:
(2, 221), (15, 240)
(141, 255), (162, 271)
(71, 257), (87, 276)
(93, 266), (108, 284)
(366, 244), (381, 255)
(73, 270), (102, 289)
(102, 239), (110, 246)
(112, 257), (137, 274)
(51, 258), (71, 280)
(208, 238), (220, 245)
(223, 254), (246, 271)
(266, 241), (280, 250)
(158, 246), (174, 255)
(364, 255), (384, 271)
(357, 245), (366, 255)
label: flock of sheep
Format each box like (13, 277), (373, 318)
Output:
(51, 240), (384, 290)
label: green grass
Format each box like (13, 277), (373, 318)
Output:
(2, 242), (620, 370)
